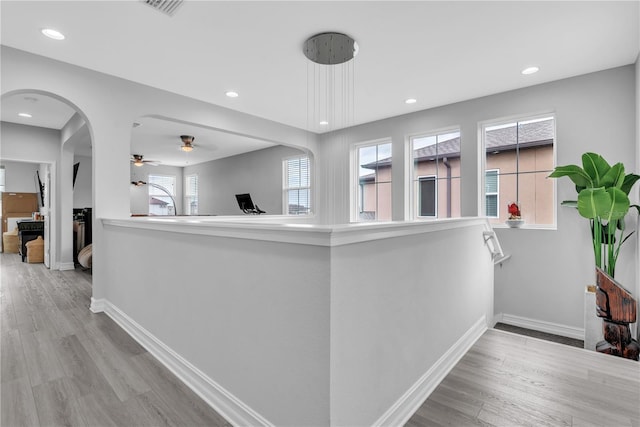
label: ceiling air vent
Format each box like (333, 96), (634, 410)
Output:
(141, 0), (184, 16)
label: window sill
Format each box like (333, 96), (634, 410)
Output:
(491, 223), (557, 231)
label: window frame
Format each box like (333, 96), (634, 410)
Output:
(148, 174), (177, 216)
(283, 154), (312, 215)
(407, 127), (461, 220)
(350, 138), (393, 222)
(184, 173), (198, 216)
(479, 112), (557, 229)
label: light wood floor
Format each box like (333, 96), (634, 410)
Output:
(1, 252), (231, 426)
(2, 252), (639, 427)
(406, 328), (640, 427)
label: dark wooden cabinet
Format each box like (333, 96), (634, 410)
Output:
(17, 220), (44, 262)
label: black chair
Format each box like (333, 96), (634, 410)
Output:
(235, 193), (265, 215)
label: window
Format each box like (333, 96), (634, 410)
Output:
(283, 155), (311, 215)
(482, 115), (555, 226)
(485, 169), (499, 217)
(355, 141), (392, 221)
(148, 174), (176, 216)
(185, 174), (198, 215)
(410, 130), (461, 218)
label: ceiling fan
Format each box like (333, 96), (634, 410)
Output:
(131, 154), (160, 167)
(180, 135), (195, 152)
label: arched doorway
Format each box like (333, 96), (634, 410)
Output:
(1, 90), (94, 278)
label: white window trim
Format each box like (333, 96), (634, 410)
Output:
(350, 138), (392, 222)
(407, 128), (460, 220)
(485, 169), (499, 218)
(184, 173), (198, 216)
(417, 175), (437, 218)
(479, 112), (557, 229)
(283, 154), (312, 215)
(148, 174), (177, 215)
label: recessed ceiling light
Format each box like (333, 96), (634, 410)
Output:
(18, 113), (32, 118)
(225, 91), (239, 98)
(405, 98), (417, 104)
(319, 120), (329, 126)
(521, 66), (539, 75)
(41, 28), (65, 40)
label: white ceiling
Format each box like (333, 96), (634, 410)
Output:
(1, 93), (76, 129)
(1, 1), (639, 164)
(131, 116), (277, 166)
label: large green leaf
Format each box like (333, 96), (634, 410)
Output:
(600, 163), (625, 189)
(577, 188), (610, 219)
(582, 152), (610, 187)
(576, 187), (629, 220)
(548, 165), (593, 188)
(621, 173), (640, 195)
(603, 187), (630, 221)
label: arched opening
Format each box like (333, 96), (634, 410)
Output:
(129, 115), (314, 217)
(1, 89), (95, 281)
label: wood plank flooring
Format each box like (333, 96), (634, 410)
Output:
(3, 251), (639, 426)
(1, 252), (231, 427)
(406, 328), (640, 427)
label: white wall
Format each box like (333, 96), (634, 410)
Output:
(99, 218), (493, 426)
(130, 163), (184, 215)
(329, 221), (493, 426)
(183, 145), (307, 215)
(493, 67), (637, 332)
(101, 223), (332, 426)
(318, 65), (638, 334)
(0, 121), (60, 163)
(73, 155), (92, 208)
(0, 159), (40, 193)
(2, 45), (316, 301)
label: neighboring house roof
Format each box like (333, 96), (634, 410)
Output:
(149, 197), (169, 206)
(361, 118), (554, 170)
(360, 173), (375, 182)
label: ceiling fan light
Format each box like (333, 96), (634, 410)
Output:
(134, 160), (144, 166)
(180, 135), (195, 152)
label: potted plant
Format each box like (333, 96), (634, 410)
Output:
(549, 152), (640, 359)
(549, 152), (639, 278)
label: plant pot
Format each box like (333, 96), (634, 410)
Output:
(584, 285), (603, 351)
(505, 219), (524, 228)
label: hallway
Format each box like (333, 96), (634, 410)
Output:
(2, 252), (639, 426)
(0, 253), (230, 426)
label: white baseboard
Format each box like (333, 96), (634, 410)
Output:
(498, 313), (584, 340)
(373, 315), (487, 427)
(58, 261), (76, 271)
(89, 297), (105, 313)
(97, 299), (273, 427)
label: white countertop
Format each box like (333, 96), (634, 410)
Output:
(102, 216), (490, 247)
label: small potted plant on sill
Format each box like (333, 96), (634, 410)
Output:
(506, 202), (524, 228)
